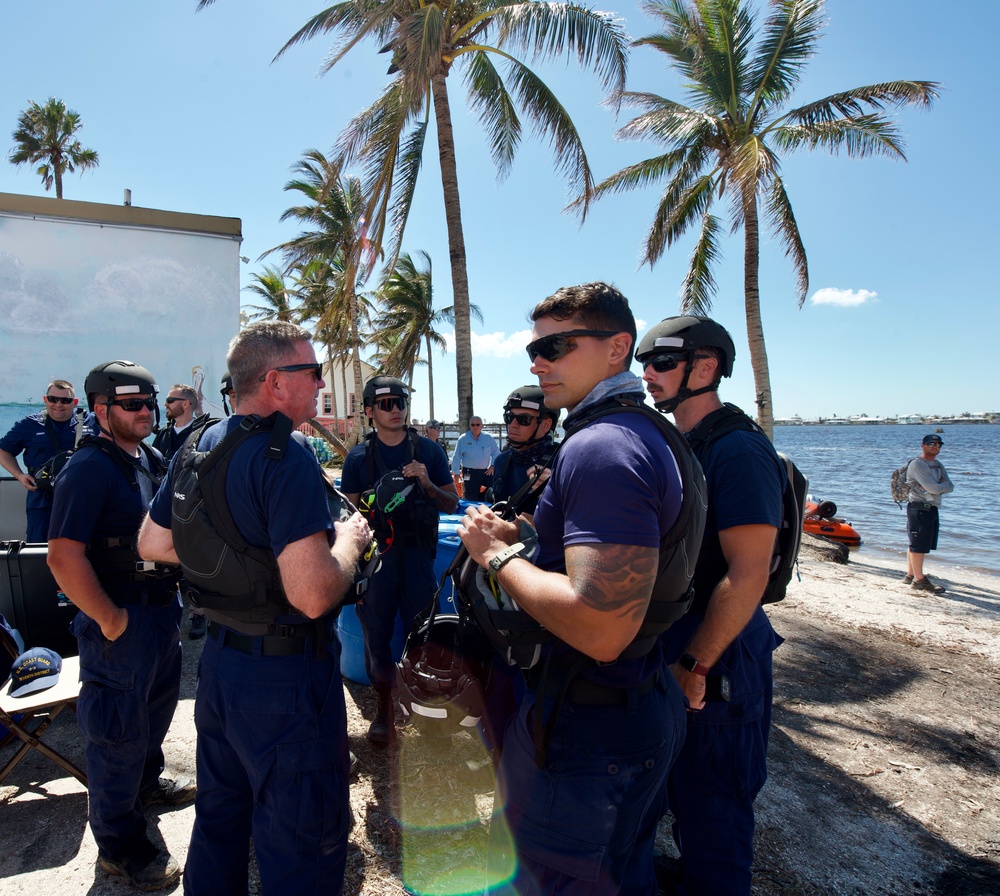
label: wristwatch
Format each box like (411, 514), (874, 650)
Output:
(678, 652), (711, 676)
(489, 542), (526, 574)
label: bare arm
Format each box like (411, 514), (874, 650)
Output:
(0, 448), (35, 491)
(47, 537), (128, 641)
(276, 512), (373, 619)
(672, 524), (777, 710)
(458, 505), (657, 662)
(401, 459), (459, 513)
(137, 513), (180, 565)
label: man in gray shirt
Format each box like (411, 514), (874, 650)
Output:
(905, 434), (954, 593)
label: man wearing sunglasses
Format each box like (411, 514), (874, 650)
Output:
(637, 316), (785, 896)
(151, 384), (199, 462)
(138, 322), (373, 894)
(458, 282), (691, 895)
(451, 415), (500, 499)
(0, 379), (95, 542)
(341, 376), (458, 745)
(48, 360), (192, 891)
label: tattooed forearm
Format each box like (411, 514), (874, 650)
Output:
(566, 543), (658, 625)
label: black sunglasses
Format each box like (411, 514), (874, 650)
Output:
(504, 410), (539, 427)
(642, 353), (708, 373)
(375, 397), (407, 412)
(526, 330), (618, 363)
(164, 396), (188, 404)
(110, 397), (157, 412)
(259, 363), (323, 382)
(44, 395), (74, 405)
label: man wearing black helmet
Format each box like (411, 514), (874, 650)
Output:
(490, 384), (559, 516)
(220, 370), (236, 416)
(341, 376), (458, 744)
(47, 360), (192, 891)
(138, 321), (374, 894)
(637, 316), (785, 896)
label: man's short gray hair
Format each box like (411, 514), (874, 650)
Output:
(227, 321), (312, 398)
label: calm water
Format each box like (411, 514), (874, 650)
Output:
(3, 404), (995, 576)
(774, 424), (999, 578)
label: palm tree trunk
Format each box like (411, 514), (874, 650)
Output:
(348, 287), (366, 445)
(425, 332), (436, 421)
(431, 72), (474, 432)
(743, 191), (774, 439)
(340, 353), (350, 441)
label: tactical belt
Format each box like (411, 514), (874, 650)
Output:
(207, 621), (311, 657)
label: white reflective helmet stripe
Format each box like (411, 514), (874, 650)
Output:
(410, 703), (448, 719)
(653, 336), (686, 349)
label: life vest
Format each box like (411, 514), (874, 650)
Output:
(489, 435), (558, 513)
(359, 429), (439, 555)
(458, 396), (707, 669)
(170, 413), (308, 635)
(79, 436), (180, 595)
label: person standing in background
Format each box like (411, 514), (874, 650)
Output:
(905, 434), (953, 594)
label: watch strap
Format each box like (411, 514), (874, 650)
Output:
(679, 652), (711, 676)
(489, 542), (526, 574)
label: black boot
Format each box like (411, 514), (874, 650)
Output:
(368, 687), (394, 745)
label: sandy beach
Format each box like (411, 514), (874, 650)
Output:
(2, 544), (998, 895)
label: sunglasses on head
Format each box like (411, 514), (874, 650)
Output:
(374, 397), (407, 412)
(525, 330), (618, 363)
(642, 353), (708, 373)
(110, 397), (157, 412)
(259, 363), (323, 382)
(44, 395), (74, 405)
(504, 410), (538, 427)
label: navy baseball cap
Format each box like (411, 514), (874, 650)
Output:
(922, 434), (943, 446)
(9, 648), (62, 698)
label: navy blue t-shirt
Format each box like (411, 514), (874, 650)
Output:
(532, 411), (684, 686)
(0, 411), (95, 474)
(50, 440), (160, 543)
(691, 427), (785, 606)
(341, 433), (452, 497)
(148, 417), (333, 557)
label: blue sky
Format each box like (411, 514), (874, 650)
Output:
(2, 0), (996, 422)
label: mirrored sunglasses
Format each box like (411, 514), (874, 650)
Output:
(44, 395), (74, 405)
(375, 397), (407, 412)
(503, 411), (538, 427)
(525, 330), (618, 363)
(110, 397), (157, 412)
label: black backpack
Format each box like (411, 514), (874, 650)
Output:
(686, 404), (808, 605)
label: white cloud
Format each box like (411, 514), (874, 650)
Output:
(809, 287), (878, 307)
(441, 328), (534, 358)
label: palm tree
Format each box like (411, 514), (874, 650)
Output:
(375, 250), (480, 422)
(580, 0), (938, 436)
(8, 97), (99, 199)
(196, 0), (630, 432)
(241, 264), (298, 321)
(270, 149), (373, 443)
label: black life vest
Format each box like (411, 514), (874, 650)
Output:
(458, 396), (707, 669)
(171, 413), (307, 635)
(80, 436), (179, 593)
(489, 435), (558, 513)
(359, 429), (439, 555)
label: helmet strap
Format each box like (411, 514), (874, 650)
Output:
(652, 351), (717, 413)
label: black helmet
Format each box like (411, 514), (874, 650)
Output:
(396, 613), (493, 738)
(84, 360), (158, 411)
(504, 385), (559, 423)
(220, 371), (234, 416)
(636, 316), (735, 413)
(635, 316), (735, 377)
(362, 376), (408, 408)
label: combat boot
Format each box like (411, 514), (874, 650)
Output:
(368, 687), (395, 745)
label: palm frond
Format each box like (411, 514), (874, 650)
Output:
(680, 211), (723, 313)
(771, 115), (906, 159)
(763, 176), (808, 305)
(466, 50), (522, 177)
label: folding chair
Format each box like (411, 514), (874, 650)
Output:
(0, 654), (87, 787)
